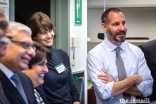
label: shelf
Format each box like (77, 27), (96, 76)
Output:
(72, 69), (85, 74)
(87, 39), (103, 43)
(87, 39), (150, 44)
(125, 39), (150, 43)
(88, 0), (156, 8)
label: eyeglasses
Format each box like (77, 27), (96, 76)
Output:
(11, 40), (36, 50)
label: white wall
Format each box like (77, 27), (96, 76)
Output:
(87, 8), (103, 42)
(69, 1), (87, 103)
(0, 0), (9, 20)
(69, 0), (87, 71)
(87, 7), (156, 51)
(88, 8), (156, 41)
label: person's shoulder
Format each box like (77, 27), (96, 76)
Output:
(87, 42), (105, 60)
(52, 47), (68, 56)
(18, 72), (31, 82)
(139, 39), (156, 47)
(18, 72), (34, 89)
(18, 72), (27, 77)
(88, 42), (103, 54)
(125, 42), (142, 52)
(126, 42), (139, 49)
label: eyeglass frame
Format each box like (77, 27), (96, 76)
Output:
(11, 40), (36, 50)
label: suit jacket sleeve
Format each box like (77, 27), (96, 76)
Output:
(18, 72), (37, 104)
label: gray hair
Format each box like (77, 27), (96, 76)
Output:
(9, 22), (32, 35)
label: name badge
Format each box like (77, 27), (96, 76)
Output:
(55, 63), (66, 74)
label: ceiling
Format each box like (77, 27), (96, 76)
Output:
(87, 0), (156, 8)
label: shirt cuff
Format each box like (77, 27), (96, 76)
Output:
(136, 83), (151, 97)
(102, 81), (114, 99)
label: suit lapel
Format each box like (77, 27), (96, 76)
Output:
(0, 70), (26, 104)
(18, 72), (36, 104)
(22, 79), (32, 103)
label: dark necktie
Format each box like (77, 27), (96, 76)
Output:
(11, 74), (28, 104)
(116, 47), (132, 104)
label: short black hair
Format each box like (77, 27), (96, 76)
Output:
(28, 41), (52, 68)
(101, 8), (122, 24)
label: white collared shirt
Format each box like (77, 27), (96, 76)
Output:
(87, 38), (153, 104)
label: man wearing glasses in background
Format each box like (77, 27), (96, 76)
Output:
(0, 21), (37, 104)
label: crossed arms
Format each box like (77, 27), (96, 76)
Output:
(98, 69), (142, 97)
(87, 51), (153, 100)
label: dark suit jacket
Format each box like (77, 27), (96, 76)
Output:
(138, 39), (156, 102)
(0, 92), (10, 104)
(0, 70), (37, 104)
(0, 78), (10, 104)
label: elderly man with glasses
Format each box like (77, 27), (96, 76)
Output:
(0, 22), (37, 104)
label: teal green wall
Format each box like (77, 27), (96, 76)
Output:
(55, 0), (69, 54)
(50, 0), (56, 48)
(9, 0), (15, 21)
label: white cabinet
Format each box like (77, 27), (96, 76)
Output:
(0, 0), (8, 4)
(0, 0), (9, 20)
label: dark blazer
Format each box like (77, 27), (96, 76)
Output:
(0, 92), (10, 104)
(138, 39), (156, 102)
(0, 71), (10, 104)
(0, 70), (37, 104)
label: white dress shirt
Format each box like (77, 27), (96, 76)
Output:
(87, 38), (153, 104)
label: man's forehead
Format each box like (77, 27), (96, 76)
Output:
(11, 29), (31, 39)
(11, 28), (30, 36)
(10, 28), (18, 36)
(108, 12), (125, 23)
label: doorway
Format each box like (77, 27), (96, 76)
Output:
(15, 0), (50, 25)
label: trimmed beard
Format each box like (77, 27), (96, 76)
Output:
(106, 28), (127, 43)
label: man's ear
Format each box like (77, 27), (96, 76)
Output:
(101, 23), (107, 33)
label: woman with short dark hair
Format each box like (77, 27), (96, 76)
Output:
(24, 41), (51, 104)
(27, 12), (80, 104)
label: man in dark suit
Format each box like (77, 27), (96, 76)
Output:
(0, 9), (10, 104)
(138, 40), (156, 103)
(0, 21), (37, 104)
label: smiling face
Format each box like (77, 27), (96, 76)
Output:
(25, 57), (48, 87)
(102, 11), (127, 46)
(27, 12), (55, 47)
(0, 30), (36, 73)
(35, 29), (55, 46)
